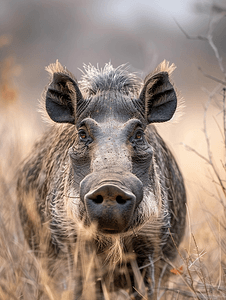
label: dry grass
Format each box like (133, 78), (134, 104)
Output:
(0, 34), (21, 107)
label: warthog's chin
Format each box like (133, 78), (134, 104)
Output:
(100, 229), (123, 235)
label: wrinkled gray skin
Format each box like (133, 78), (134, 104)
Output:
(17, 61), (186, 299)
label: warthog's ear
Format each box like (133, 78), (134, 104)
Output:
(45, 61), (83, 124)
(139, 61), (177, 123)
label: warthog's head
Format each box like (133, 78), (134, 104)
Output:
(45, 61), (177, 235)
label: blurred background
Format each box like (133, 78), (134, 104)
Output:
(1, 0), (226, 285)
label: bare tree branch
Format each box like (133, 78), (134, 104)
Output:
(198, 67), (226, 85)
(173, 18), (208, 41)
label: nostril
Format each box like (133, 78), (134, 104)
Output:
(93, 195), (104, 204)
(116, 195), (127, 205)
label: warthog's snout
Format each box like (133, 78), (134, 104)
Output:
(80, 173), (143, 233)
(85, 184), (136, 233)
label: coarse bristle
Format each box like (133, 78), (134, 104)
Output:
(78, 62), (143, 97)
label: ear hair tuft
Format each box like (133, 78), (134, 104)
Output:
(150, 60), (176, 79)
(45, 60), (76, 82)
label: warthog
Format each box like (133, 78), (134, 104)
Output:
(17, 61), (186, 299)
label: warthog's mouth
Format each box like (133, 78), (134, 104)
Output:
(101, 229), (122, 235)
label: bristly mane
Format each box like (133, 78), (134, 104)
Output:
(78, 63), (143, 98)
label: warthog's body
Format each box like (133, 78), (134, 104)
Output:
(17, 61), (186, 299)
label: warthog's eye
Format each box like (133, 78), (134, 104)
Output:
(79, 130), (87, 140)
(134, 129), (144, 141)
(78, 129), (93, 145)
(135, 131), (143, 140)
(130, 129), (145, 145)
